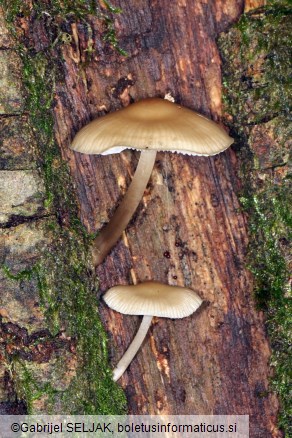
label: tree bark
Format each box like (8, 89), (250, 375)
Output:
(1, 0), (284, 436)
(51, 1), (281, 435)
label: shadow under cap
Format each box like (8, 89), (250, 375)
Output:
(71, 98), (233, 156)
(104, 281), (203, 318)
(104, 281), (203, 381)
(70, 98), (234, 266)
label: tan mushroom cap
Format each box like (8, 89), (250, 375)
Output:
(103, 281), (203, 319)
(71, 98), (233, 156)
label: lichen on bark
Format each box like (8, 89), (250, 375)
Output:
(219, 3), (291, 434)
(0, 0), (127, 414)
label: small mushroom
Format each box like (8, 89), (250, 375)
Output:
(103, 281), (203, 381)
(71, 98), (233, 266)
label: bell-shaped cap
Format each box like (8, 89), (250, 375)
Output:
(103, 281), (203, 319)
(71, 98), (233, 156)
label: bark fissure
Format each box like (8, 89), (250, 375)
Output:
(0, 0), (285, 435)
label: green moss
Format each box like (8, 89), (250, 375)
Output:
(1, 0), (126, 55)
(1, 0), (126, 414)
(2, 265), (36, 281)
(13, 361), (60, 414)
(219, 4), (291, 434)
(221, 5), (291, 127)
(239, 188), (291, 305)
(239, 186), (291, 434)
(33, 228), (126, 414)
(18, 57), (70, 219)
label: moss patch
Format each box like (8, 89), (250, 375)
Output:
(1, 0), (126, 55)
(219, 3), (291, 434)
(1, 0), (126, 414)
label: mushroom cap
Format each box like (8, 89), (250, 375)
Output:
(103, 281), (203, 319)
(71, 98), (233, 156)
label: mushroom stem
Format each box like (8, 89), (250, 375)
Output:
(92, 149), (157, 266)
(113, 314), (153, 382)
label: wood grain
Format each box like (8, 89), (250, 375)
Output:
(48, 1), (280, 436)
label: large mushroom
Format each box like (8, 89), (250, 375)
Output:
(103, 281), (203, 381)
(71, 98), (233, 266)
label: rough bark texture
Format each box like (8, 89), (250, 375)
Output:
(0, 4), (126, 415)
(1, 0), (286, 436)
(219, 5), (291, 435)
(0, 6), (79, 414)
(52, 1), (280, 436)
(244, 0), (267, 12)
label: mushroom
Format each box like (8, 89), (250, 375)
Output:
(103, 281), (203, 381)
(71, 98), (233, 266)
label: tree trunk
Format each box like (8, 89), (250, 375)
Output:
(52, 0), (280, 435)
(1, 1), (285, 436)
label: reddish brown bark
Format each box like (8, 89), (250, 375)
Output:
(244, 0), (266, 12)
(25, 1), (281, 436)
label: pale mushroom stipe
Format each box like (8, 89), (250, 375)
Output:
(71, 98), (233, 266)
(103, 281), (203, 381)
